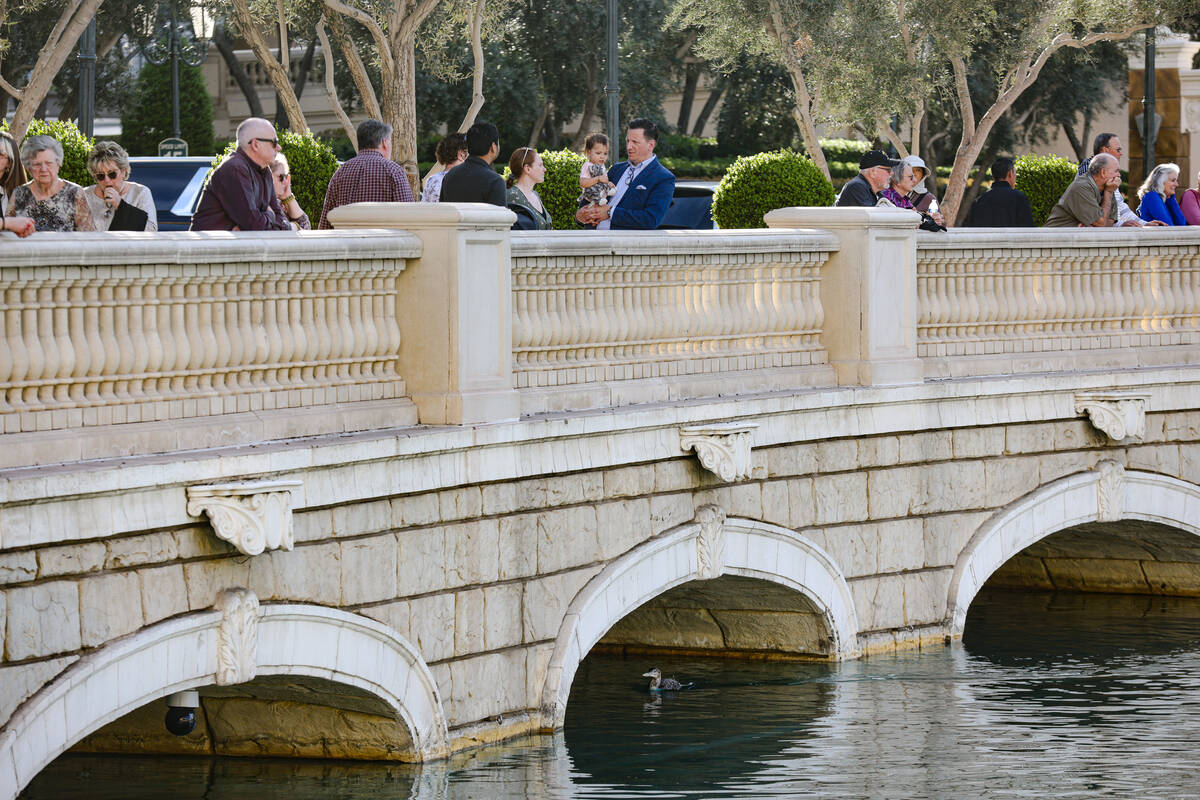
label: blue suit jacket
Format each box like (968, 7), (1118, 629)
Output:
(603, 158), (676, 230)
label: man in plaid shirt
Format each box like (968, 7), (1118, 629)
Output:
(318, 119), (414, 229)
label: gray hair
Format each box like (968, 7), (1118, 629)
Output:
(1087, 153), (1115, 177)
(1138, 163), (1179, 200)
(87, 141), (131, 179)
(270, 152), (290, 175)
(20, 135), (63, 168)
(235, 117), (273, 148)
(356, 119), (393, 151)
(890, 160), (913, 186)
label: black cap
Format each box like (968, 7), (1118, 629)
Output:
(859, 150), (900, 170)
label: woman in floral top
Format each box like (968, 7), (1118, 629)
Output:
(8, 135), (95, 232)
(875, 161), (917, 210)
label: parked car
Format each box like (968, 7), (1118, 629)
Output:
(127, 157), (212, 231)
(658, 181), (717, 229)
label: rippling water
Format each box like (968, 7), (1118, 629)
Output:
(24, 589), (1200, 799)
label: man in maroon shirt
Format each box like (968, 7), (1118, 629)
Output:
(190, 118), (295, 232)
(318, 119), (414, 229)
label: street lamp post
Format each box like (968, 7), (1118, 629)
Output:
(76, 20), (97, 138)
(137, 1), (212, 154)
(605, 0), (619, 157)
(1143, 27), (1156, 176)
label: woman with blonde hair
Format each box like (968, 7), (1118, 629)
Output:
(84, 141), (157, 231)
(0, 131), (36, 236)
(1136, 163), (1186, 226)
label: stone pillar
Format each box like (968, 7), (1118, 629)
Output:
(764, 207), (923, 386)
(1128, 29), (1200, 187)
(328, 202), (521, 425)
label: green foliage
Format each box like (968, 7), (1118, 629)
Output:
(712, 150), (834, 229)
(1014, 154), (1078, 226)
(279, 131), (339, 223)
(658, 156), (736, 179)
(817, 139), (871, 165)
(212, 132), (338, 223)
(7, 119), (95, 186)
(317, 131), (357, 162)
(660, 134), (718, 160)
(536, 149), (586, 230)
(715, 58), (800, 156)
(121, 62), (215, 156)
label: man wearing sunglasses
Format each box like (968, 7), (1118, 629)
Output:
(191, 117), (295, 231)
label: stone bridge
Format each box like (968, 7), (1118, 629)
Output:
(0, 206), (1198, 798)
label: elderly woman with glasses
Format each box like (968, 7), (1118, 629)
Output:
(0, 131), (36, 237)
(83, 141), (157, 231)
(8, 134), (95, 232)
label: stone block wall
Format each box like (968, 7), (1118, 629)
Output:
(2, 406), (1198, 762)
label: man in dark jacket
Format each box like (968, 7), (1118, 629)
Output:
(965, 158), (1034, 227)
(835, 150), (898, 206)
(440, 122), (506, 206)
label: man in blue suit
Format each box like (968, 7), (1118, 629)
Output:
(576, 118), (675, 230)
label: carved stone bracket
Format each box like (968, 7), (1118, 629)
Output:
(679, 422), (758, 482)
(695, 504), (727, 580)
(1095, 460), (1125, 523)
(187, 480), (303, 556)
(214, 588), (259, 686)
(1074, 392), (1150, 443)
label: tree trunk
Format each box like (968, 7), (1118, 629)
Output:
(325, 12), (382, 120)
(1062, 117), (1087, 162)
(569, 60), (599, 151)
(528, 100), (549, 147)
(383, 37), (420, 195)
(229, 0), (308, 132)
(691, 77), (722, 136)
(213, 19), (263, 117)
(456, 0), (486, 133)
(315, 16), (355, 144)
(765, 0), (828, 179)
(6, 0), (107, 141)
(677, 61), (699, 132)
(294, 37), (317, 100)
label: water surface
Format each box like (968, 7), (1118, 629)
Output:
(24, 589), (1200, 799)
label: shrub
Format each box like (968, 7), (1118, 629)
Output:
(1014, 154), (1078, 226)
(535, 149), (586, 230)
(818, 138), (872, 165)
(212, 131), (339, 223)
(121, 62), (215, 156)
(660, 134), (718, 160)
(2, 118), (94, 186)
(659, 156), (736, 179)
(711, 150), (834, 229)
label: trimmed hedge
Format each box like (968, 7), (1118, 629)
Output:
(213, 131), (339, 224)
(1014, 154), (1078, 226)
(711, 150), (834, 229)
(532, 149), (586, 231)
(2, 118), (94, 186)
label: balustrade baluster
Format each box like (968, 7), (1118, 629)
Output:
(262, 275), (287, 388)
(23, 285), (47, 406)
(125, 281), (148, 400)
(5, 284), (27, 408)
(140, 279), (165, 400)
(51, 282), (76, 403)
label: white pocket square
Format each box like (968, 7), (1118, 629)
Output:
(636, 185), (647, 190)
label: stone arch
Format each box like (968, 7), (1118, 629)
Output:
(0, 602), (448, 800)
(946, 464), (1200, 637)
(538, 509), (859, 728)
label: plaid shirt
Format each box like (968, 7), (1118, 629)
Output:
(317, 149), (414, 229)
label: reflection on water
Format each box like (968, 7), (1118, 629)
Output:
(24, 589), (1200, 799)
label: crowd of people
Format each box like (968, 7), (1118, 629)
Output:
(834, 131), (1200, 230)
(5, 115), (1199, 237)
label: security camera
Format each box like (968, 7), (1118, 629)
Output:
(164, 690), (199, 736)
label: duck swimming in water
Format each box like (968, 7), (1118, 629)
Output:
(642, 667), (684, 691)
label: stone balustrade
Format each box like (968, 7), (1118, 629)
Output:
(0, 231), (419, 464)
(509, 231), (837, 413)
(916, 228), (1200, 377)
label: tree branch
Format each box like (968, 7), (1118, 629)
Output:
(316, 15), (357, 145)
(323, 0), (395, 76)
(456, 0), (486, 132)
(951, 55), (974, 140)
(325, 10), (382, 120)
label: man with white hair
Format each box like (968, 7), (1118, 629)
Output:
(1043, 152), (1121, 227)
(191, 117), (295, 231)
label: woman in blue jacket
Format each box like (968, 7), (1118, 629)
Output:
(1137, 163), (1187, 225)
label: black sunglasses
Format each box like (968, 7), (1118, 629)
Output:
(93, 170), (120, 181)
(254, 137), (280, 148)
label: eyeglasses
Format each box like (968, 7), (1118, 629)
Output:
(93, 170), (120, 181)
(274, 172), (289, 179)
(254, 137), (280, 148)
